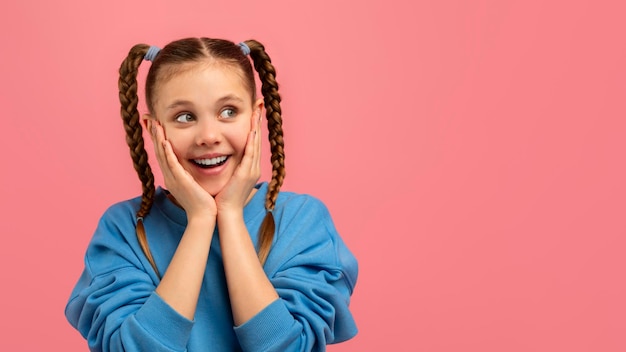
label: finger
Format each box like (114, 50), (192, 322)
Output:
(148, 120), (165, 169)
(150, 121), (166, 169)
(251, 112), (262, 172)
(243, 131), (260, 179)
(252, 122), (261, 173)
(159, 129), (194, 184)
(156, 126), (187, 182)
(153, 121), (176, 181)
(226, 131), (252, 183)
(161, 139), (181, 181)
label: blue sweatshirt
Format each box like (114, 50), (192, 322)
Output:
(65, 182), (358, 351)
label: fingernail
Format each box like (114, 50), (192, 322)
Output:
(151, 122), (156, 135)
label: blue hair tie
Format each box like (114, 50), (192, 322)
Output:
(238, 42), (250, 56)
(144, 46), (161, 62)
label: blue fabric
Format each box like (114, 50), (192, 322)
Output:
(65, 182), (358, 351)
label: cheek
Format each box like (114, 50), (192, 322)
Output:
(230, 129), (249, 155)
(161, 129), (187, 158)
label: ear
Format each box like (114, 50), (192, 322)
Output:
(141, 113), (156, 130)
(252, 98), (264, 128)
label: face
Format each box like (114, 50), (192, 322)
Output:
(148, 63), (261, 196)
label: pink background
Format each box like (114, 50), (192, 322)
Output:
(1, 0), (625, 351)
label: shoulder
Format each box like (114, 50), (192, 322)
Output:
(275, 189), (331, 221)
(83, 193), (147, 276)
(273, 189), (337, 242)
(246, 183), (332, 227)
(100, 194), (143, 222)
(96, 188), (175, 234)
(265, 188), (358, 290)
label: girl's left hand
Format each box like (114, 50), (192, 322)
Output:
(214, 115), (262, 213)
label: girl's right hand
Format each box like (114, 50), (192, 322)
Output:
(149, 120), (217, 220)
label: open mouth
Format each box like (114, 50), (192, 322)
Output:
(191, 156), (229, 169)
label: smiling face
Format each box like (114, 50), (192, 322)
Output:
(149, 62), (261, 196)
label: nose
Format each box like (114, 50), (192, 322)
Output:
(195, 118), (222, 146)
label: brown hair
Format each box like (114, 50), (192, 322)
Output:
(118, 38), (285, 276)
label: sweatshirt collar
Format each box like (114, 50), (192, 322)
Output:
(153, 182), (268, 227)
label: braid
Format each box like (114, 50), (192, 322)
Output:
(246, 40), (286, 265)
(118, 44), (159, 276)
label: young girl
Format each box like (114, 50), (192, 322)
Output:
(65, 37), (358, 351)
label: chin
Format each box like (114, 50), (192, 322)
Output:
(201, 182), (226, 197)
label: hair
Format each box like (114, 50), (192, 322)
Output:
(118, 38), (285, 276)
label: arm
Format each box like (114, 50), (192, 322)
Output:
(65, 209), (199, 352)
(213, 115), (358, 351)
(231, 197), (359, 352)
(215, 118), (279, 325)
(152, 120), (217, 320)
(66, 121), (218, 351)
(218, 210), (279, 325)
(155, 214), (215, 320)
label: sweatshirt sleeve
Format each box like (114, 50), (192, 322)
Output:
(65, 206), (194, 352)
(234, 196), (358, 352)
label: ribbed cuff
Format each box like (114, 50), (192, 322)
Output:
(134, 292), (194, 349)
(234, 299), (297, 351)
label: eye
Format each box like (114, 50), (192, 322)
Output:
(219, 108), (237, 119)
(175, 113), (194, 123)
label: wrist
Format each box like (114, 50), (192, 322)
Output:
(217, 207), (244, 223)
(186, 212), (217, 227)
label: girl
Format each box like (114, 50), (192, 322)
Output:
(65, 38), (358, 351)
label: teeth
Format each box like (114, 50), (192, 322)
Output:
(194, 156), (227, 166)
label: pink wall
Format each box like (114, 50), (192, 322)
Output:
(2, 0), (625, 350)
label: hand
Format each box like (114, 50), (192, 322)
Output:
(148, 120), (217, 220)
(214, 114), (262, 214)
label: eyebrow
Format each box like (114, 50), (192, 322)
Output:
(216, 94), (246, 105)
(164, 94), (246, 112)
(165, 100), (193, 111)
